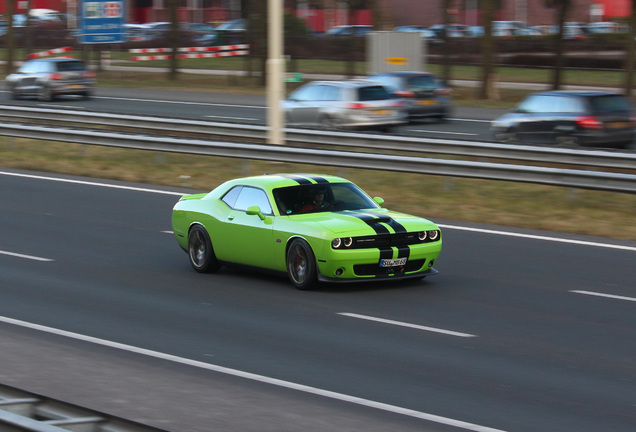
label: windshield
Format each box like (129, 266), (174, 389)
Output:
(273, 183), (379, 215)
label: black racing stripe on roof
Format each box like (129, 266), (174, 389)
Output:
(306, 175), (330, 184)
(279, 174), (313, 185)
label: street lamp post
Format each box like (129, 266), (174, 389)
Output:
(267, 0), (285, 145)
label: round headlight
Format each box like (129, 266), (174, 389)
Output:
(427, 230), (439, 241)
(418, 231), (427, 241)
(332, 238), (342, 249)
(343, 237), (353, 248)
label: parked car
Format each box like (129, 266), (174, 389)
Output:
(182, 22), (216, 45)
(284, 80), (407, 131)
(366, 72), (452, 122)
(171, 173), (442, 290)
(6, 58), (95, 101)
(491, 91), (635, 148)
(324, 25), (373, 37)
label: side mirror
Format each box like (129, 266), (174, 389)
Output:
(246, 206), (273, 225)
(373, 197), (384, 206)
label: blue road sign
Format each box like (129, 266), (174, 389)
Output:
(80, 0), (126, 44)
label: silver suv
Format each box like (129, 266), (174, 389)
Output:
(284, 80), (407, 132)
(6, 58), (95, 101)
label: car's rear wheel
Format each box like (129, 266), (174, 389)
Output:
(286, 239), (318, 290)
(38, 86), (53, 102)
(320, 115), (338, 131)
(188, 225), (220, 273)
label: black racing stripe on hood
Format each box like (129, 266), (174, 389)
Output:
(362, 211), (407, 233)
(343, 212), (391, 235)
(280, 174), (313, 185)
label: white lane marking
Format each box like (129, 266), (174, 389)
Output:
(161, 231), (174, 234)
(204, 115), (258, 121)
(96, 96), (262, 109)
(0, 315), (506, 432)
(571, 290), (636, 303)
(3, 170), (634, 254)
(437, 224), (636, 253)
(339, 313), (477, 338)
(36, 104), (86, 110)
(0, 250), (53, 262)
(449, 118), (492, 123)
(0, 171), (184, 196)
(409, 129), (478, 136)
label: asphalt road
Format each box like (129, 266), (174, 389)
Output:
(0, 85), (504, 143)
(1, 168), (635, 432)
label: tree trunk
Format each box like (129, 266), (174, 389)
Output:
(624, 1), (636, 96)
(168, 0), (179, 81)
(479, 0), (497, 100)
(551, 2), (570, 90)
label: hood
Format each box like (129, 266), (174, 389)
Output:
(298, 209), (437, 236)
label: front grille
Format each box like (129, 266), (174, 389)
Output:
(353, 232), (438, 249)
(354, 259), (426, 276)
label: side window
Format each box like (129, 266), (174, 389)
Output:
(234, 187), (273, 214)
(221, 186), (242, 208)
(322, 85), (341, 101)
(517, 95), (549, 113)
(19, 61), (41, 74)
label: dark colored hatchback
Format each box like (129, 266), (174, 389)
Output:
(366, 72), (453, 122)
(6, 58), (95, 101)
(491, 91), (635, 148)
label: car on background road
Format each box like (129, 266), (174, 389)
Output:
(283, 80), (407, 132)
(6, 58), (95, 101)
(491, 90), (636, 148)
(324, 25), (373, 37)
(366, 71), (453, 122)
(172, 174), (442, 290)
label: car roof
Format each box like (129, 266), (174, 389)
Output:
(370, 72), (435, 77)
(309, 80), (386, 88)
(222, 174), (351, 190)
(29, 58), (83, 63)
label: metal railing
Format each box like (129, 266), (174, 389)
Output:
(1, 118), (635, 193)
(1, 105), (635, 168)
(0, 384), (167, 432)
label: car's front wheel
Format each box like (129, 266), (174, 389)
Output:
(188, 225), (220, 273)
(286, 239), (318, 290)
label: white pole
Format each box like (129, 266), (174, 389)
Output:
(267, 0), (285, 145)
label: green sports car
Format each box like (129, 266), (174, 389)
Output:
(171, 174), (442, 290)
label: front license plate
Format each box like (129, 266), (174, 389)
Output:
(380, 257), (407, 267)
(417, 100), (439, 105)
(371, 110), (391, 115)
(68, 84), (85, 89)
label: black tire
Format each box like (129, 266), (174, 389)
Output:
(319, 115), (337, 131)
(38, 86), (53, 102)
(188, 225), (220, 273)
(286, 239), (318, 290)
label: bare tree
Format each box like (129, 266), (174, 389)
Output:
(441, 0), (452, 85)
(168, 0), (179, 81)
(624, 0), (636, 96)
(5, 0), (15, 74)
(479, 0), (496, 100)
(545, 0), (572, 90)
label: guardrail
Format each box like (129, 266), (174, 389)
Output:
(1, 121), (635, 193)
(0, 106), (634, 171)
(0, 384), (167, 432)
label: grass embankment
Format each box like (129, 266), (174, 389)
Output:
(1, 54), (635, 241)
